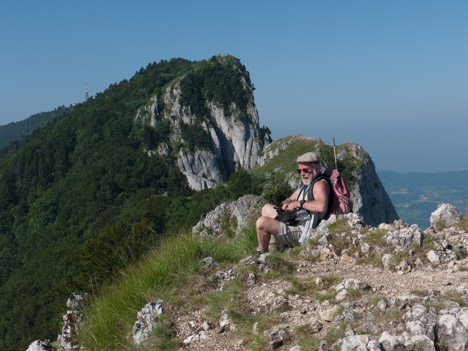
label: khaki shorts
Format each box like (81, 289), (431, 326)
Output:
(276, 212), (320, 247)
(276, 222), (305, 247)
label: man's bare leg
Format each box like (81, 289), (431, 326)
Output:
(261, 204), (278, 218)
(256, 215), (280, 252)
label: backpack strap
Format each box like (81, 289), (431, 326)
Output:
(296, 184), (308, 201)
(306, 175), (328, 201)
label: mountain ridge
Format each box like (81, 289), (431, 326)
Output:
(0, 105), (74, 150)
(0, 55), (397, 351)
(0, 55), (267, 350)
(39, 200), (468, 351)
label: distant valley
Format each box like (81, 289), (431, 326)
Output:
(378, 170), (468, 229)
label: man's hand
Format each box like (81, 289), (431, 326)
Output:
(281, 199), (291, 210)
(283, 201), (300, 212)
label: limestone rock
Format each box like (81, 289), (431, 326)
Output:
(427, 250), (441, 265)
(57, 293), (87, 351)
(200, 256), (219, 268)
(458, 308), (468, 330)
(335, 334), (371, 351)
(215, 269), (233, 290)
(335, 278), (370, 301)
(377, 299), (388, 312)
(26, 341), (54, 351)
(246, 272), (257, 286)
(219, 309), (232, 332)
(320, 305), (340, 322)
(307, 317), (323, 334)
(340, 143), (399, 226)
(385, 223), (423, 249)
(270, 296), (289, 313)
(367, 340), (383, 351)
(379, 331), (405, 350)
(265, 329), (286, 350)
(135, 59), (271, 191)
(430, 203), (463, 229)
(133, 301), (163, 345)
(404, 335), (435, 351)
(193, 195), (265, 237)
(437, 313), (468, 351)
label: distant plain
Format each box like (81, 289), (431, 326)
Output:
(378, 170), (468, 229)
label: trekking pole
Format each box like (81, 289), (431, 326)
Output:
(333, 137), (338, 170)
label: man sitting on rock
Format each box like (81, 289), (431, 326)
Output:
(255, 152), (330, 254)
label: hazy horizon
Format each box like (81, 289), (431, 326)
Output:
(1, 1), (467, 173)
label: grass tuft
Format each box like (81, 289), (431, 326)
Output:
(78, 224), (258, 350)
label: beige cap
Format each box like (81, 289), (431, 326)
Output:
(296, 152), (320, 163)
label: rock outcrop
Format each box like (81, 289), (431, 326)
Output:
(135, 55), (271, 191)
(430, 203), (463, 229)
(28, 204), (468, 350)
(132, 301), (164, 345)
(255, 134), (399, 226)
(343, 143), (399, 226)
(192, 194), (265, 237)
(142, 205), (468, 350)
(26, 293), (86, 351)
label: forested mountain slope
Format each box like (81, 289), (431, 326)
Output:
(0, 105), (74, 150)
(0, 55), (267, 351)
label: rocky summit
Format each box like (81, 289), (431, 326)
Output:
(135, 55), (271, 191)
(29, 203), (468, 351)
(254, 134), (399, 227)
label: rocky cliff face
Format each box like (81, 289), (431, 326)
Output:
(135, 56), (271, 191)
(334, 143), (399, 226)
(255, 134), (399, 226)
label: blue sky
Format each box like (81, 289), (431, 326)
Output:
(1, 1), (467, 172)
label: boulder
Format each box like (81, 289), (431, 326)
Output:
(404, 335), (435, 351)
(336, 334), (371, 351)
(379, 331), (405, 350)
(437, 313), (468, 351)
(133, 301), (164, 345)
(385, 224), (423, 249)
(192, 195), (264, 237)
(25, 341), (54, 351)
(219, 309), (232, 332)
(382, 254), (394, 270)
(430, 203), (463, 229)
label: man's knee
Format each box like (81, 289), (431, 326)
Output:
(262, 204), (278, 218)
(256, 216), (280, 235)
(256, 216), (268, 230)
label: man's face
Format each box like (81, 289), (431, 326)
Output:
(297, 162), (318, 185)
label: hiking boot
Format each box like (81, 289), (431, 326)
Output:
(252, 247), (268, 258)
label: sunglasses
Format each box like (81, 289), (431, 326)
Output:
(297, 168), (314, 174)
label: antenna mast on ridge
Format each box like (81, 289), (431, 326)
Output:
(85, 83), (89, 101)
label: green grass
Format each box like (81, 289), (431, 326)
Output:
(444, 291), (468, 308)
(325, 218), (352, 236)
(251, 136), (322, 176)
(125, 315), (180, 351)
(320, 144), (361, 183)
(363, 228), (388, 246)
(78, 225), (258, 350)
(286, 275), (341, 302)
(457, 215), (468, 231)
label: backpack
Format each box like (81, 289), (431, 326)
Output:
(306, 169), (353, 219)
